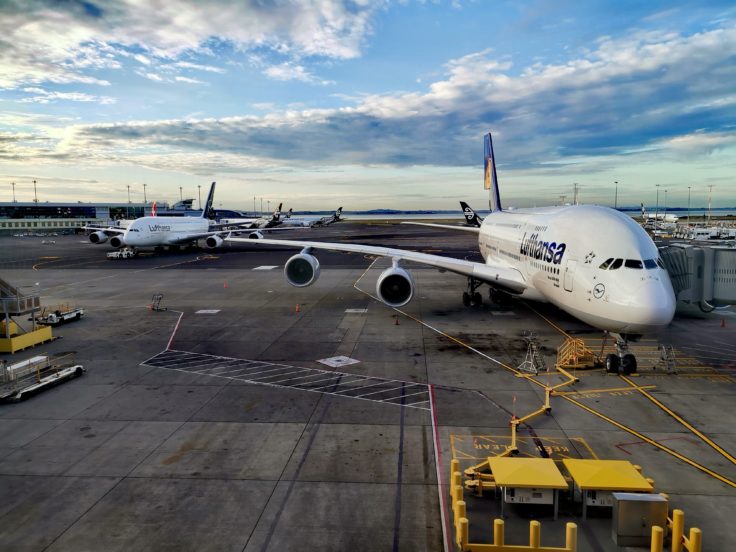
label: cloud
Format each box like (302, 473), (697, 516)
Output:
(4, 22), (736, 207)
(17, 87), (116, 104)
(0, 0), (383, 88)
(175, 76), (205, 84)
(263, 62), (335, 85)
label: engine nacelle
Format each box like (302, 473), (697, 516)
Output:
(376, 266), (415, 307)
(248, 231), (264, 239)
(284, 253), (320, 287)
(109, 235), (125, 248)
(89, 231), (108, 244)
(205, 235), (223, 249)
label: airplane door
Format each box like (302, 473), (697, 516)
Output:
(564, 260), (577, 292)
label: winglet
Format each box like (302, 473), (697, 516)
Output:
(459, 201), (482, 227)
(201, 182), (216, 218)
(151, 202), (157, 216)
(484, 133), (502, 212)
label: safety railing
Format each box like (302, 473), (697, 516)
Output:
(651, 509), (701, 552)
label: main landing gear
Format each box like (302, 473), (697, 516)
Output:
(462, 277), (483, 307)
(603, 334), (637, 375)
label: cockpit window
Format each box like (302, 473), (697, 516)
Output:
(610, 258), (623, 270)
(656, 258), (665, 269)
(625, 259), (643, 269)
(599, 258), (614, 270)
(643, 259), (657, 269)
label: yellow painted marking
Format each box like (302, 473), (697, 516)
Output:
(451, 434), (597, 461)
(555, 385), (656, 396)
(620, 375), (736, 466)
(562, 395), (736, 488)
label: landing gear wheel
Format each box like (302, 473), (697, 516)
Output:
(621, 354), (637, 375)
(462, 292), (471, 307)
(605, 354), (620, 373)
(472, 292), (482, 306)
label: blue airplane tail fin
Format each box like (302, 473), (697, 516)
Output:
(201, 182), (216, 218)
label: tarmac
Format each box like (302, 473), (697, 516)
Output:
(0, 222), (734, 551)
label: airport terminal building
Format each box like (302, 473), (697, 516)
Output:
(0, 201), (157, 234)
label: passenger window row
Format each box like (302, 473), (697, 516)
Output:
(599, 257), (664, 270)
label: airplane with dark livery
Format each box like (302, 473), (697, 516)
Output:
(227, 133), (676, 371)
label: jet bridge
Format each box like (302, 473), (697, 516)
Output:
(659, 243), (736, 311)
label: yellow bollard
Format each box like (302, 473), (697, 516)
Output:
(565, 522), (577, 552)
(688, 528), (702, 552)
(529, 520), (541, 548)
(450, 459), (460, 495)
(459, 518), (469, 551)
(456, 501), (466, 538)
(494, 518), (505, 546)
(651, 526), (664, 552)
(672, 510), (685, 552)
(453, 471), (462, 492)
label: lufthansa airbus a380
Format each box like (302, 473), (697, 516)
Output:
(86, 182), (292, 251)
(226, 133), (676, 371)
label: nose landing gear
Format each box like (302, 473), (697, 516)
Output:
(604, 334), (637, 375)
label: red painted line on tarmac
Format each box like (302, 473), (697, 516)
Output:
(429, 384), (452, 552)
(166, 311), (184, 350)
(614, 436), (701, 455)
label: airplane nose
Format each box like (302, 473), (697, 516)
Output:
(626, 280), (676, 329)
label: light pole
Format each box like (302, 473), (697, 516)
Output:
(33, 179), (38, 203)
(143, 183), (147, 204)
(664, 189), (667, 219)
(179, 186), (183, 202)
(260, 197), (263, 216)
(253, 196), (256, 217)
(687, 186), (691, 226)
(127, 184), (131, 218)
(614, 181), (618, 210)
(707, 185), (714, 223)
(655, 184), (660, 225)
(198, 185), (202, 211)
(573, 183), (579, 205)
(267, 200), (270, 214)
(11, 181), (16, 203)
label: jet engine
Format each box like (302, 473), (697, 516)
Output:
(248, 231), (264, 239)
(89, 231), (108, 244)
(205, 235), (223, 249)
(109, 235), (125, 248)
(284, 252), (320, 287)
(376, 266), (415, 307)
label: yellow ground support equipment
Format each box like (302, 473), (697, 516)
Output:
(556, 337), (596, 369)
(0, 276), (51, 353)
(488, 457), (569, 520)
(562, 459), (654, 519)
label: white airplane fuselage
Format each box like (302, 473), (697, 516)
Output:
(478, 205), (676, 334)
(121, 216), (209, 247)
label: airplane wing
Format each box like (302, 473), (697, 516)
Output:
(400, 222), (481, 234)
(82, 225), (125, 235)
(168, 226), (310, 245)
(225, 236), (527, 294)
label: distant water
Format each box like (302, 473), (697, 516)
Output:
(343, 208), (736, 221)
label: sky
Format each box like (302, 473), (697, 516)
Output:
(0, 0), (734, 211)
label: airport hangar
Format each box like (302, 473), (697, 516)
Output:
(0, 220), (735, 551)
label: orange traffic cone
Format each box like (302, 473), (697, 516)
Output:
(223, 280), (228, 289)
(295, 303), (300, 313)
(394, 316), (400, 325)
(721, 318), (726, 328)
